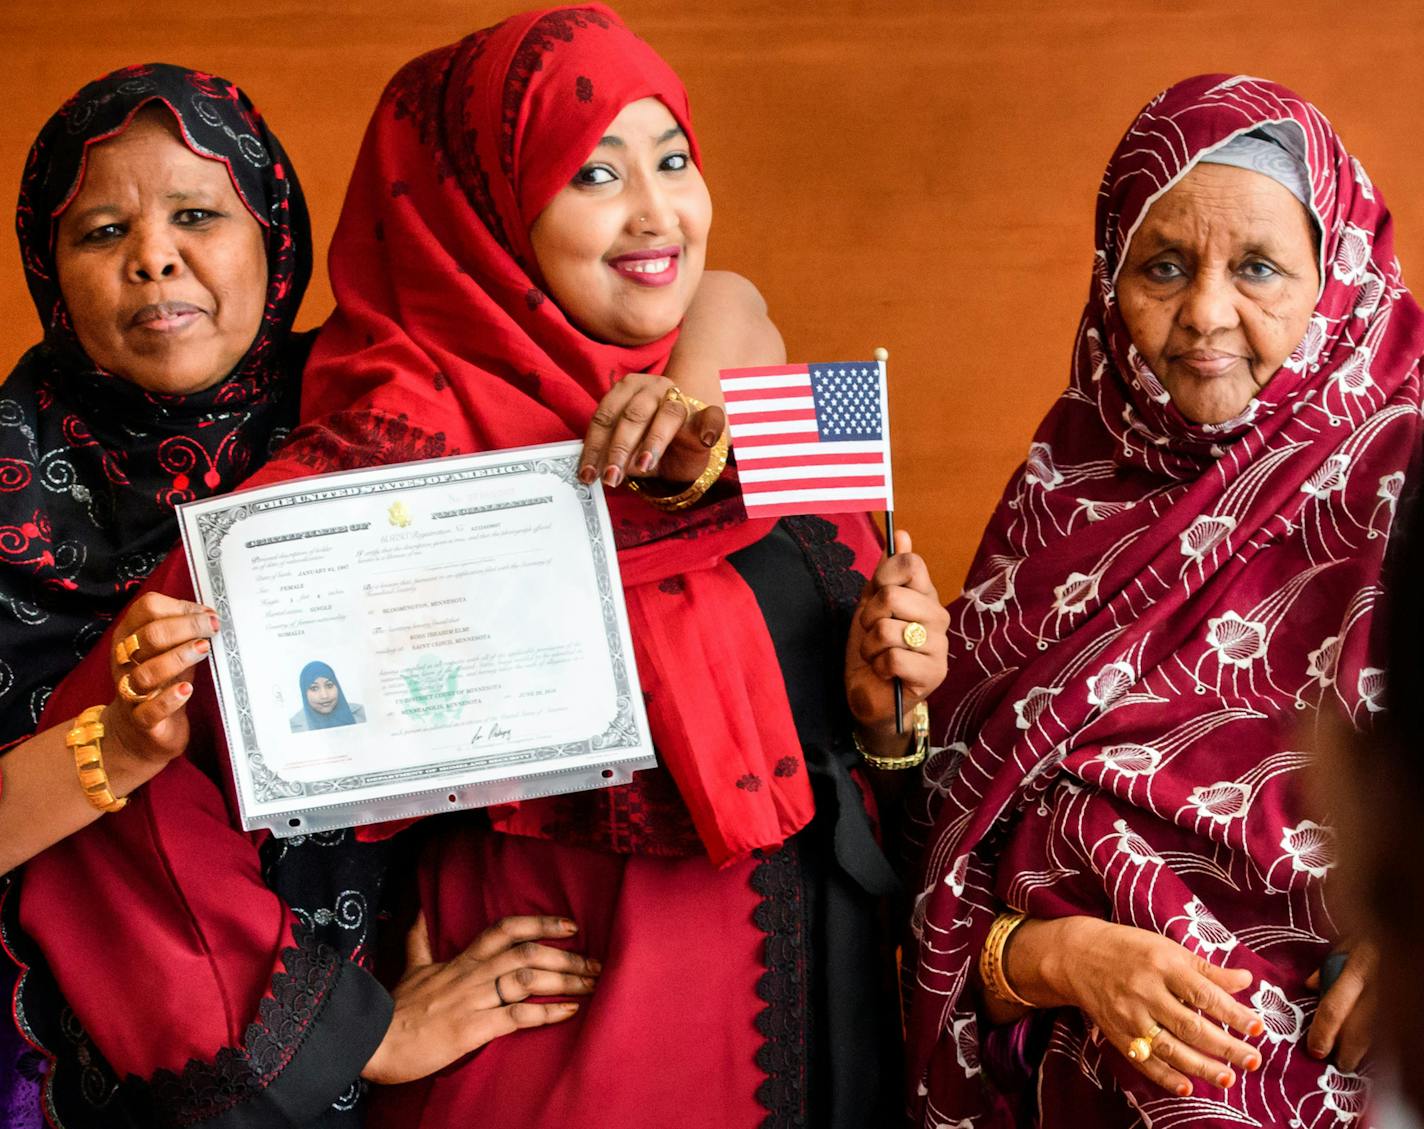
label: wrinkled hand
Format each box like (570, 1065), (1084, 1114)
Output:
(579, 373), (726, 488)
(1023, 917), (1264, 1097)
(105, 594), (218, 764)
(1305, 943), (1376, 1070)
(362, 914), (599, 1085)
(845, 531), (948, 756)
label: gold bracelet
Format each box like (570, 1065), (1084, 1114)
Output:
(65, 705), (128, 814)
(625, 393), (729, 512)
(853, 700), (930, 770)
(979, 910), (1036, 1008)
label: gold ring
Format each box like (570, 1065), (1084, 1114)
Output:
(1126, 1023), (1163, 1062)
(117, 673), (158, 705)
(663, 385), (685, 407)
(114, 632), (142, 667)
(902, 621), (928, 650)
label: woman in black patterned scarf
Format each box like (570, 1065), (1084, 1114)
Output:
(0, 61), (313, 858)
(0, 61), (312, 1128)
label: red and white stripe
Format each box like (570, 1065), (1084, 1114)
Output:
(719, 364), (893, 518)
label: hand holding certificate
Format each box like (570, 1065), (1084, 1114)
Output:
(179, 441), (655, 837)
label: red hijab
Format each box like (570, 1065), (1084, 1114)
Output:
(907, 75), (1424, 1123)
(243, 4), (861, 866)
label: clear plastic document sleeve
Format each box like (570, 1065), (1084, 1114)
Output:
(178, 441), (655, 838)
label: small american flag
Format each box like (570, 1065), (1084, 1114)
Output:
(719, 360), (894, 518)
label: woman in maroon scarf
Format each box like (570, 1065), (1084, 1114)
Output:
(905, 75), (1423, 1126)
(11, 6), (944, 1127)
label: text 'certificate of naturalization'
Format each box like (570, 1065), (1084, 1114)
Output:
(178, 441), (654, 838)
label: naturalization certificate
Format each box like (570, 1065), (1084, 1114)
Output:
(177, 441), (655, 838)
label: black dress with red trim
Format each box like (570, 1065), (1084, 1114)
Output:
(730, 517), (903, 1129)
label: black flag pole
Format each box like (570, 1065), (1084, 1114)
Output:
(874, 347), (905, 737)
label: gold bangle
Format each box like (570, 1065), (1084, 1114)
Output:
(65, 705), (128, 814)
(979, 910), (1036, 1008)
(625, 394), (729, 512)
(853, 700), (930, 770)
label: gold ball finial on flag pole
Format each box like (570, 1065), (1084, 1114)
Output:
(873, 347), (889, 362)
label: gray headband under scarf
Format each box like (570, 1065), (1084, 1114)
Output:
(1196, 124), (1313, 208)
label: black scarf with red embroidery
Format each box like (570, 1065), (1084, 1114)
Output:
(0, 63), (311, 747)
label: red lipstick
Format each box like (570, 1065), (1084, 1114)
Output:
(607, 245), (680, 287)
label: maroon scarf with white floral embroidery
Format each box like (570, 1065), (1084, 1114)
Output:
(906, 74), (1424, 1126)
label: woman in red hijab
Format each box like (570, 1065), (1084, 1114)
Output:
(11, 7), (946, 1127)
(905, 75), (1422, 1126)
(311, 7), (944, 1124)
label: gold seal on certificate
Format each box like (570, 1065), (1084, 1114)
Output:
(178, 441), (655, 837)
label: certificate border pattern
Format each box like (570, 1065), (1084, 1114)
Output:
(191, 450), (644, 812)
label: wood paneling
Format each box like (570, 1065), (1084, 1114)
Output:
(3, 0), (1421, 591)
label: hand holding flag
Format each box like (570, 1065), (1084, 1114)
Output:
(721, 351), (911, 731)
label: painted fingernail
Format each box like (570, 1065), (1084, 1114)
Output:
(578, 465), (597, 485)
(602, 466), (622, 488)
(1247, 1019), (1265, 1037)
(194, 639), (211, 656)
(178, 682), (193, 697)
(561, 918), (578, 932)
(559, 1002), (580, 1014)
(701, 429), (718, 447)
(634, 451), (654, 474)
(582, 976), (597, 988)
(208, 615), (220, 633)
(1217, 1070), (1234, 1088)
(1244, 1054), (1261, 1072)
(587, 958), (602, 973)
(1176, 1082), (1192, 1097)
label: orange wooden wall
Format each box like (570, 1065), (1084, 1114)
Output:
(4, 0), (1422, 593)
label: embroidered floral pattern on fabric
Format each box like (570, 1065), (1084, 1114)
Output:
(497, 8), (612, 184)
(4, 828), (397, 1128)
(905, 73), (1424, 1127)
(531, 763), (704, 857)
(383, 42), (462, 153)
(782, 514), (868, 624)
(286, 411), (450, 474)
(144, 927), (339, 1125)
(750, 844), (810, 1128)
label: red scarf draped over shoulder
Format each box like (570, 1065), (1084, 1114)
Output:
(238, 5), (842, 866)
(905, 75), (1424, 1122)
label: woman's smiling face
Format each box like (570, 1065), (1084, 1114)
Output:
(529, 96), (710, 346)
(1116, 161), (1319, 426)
(306, 676), (339, 715)
(54, 106), (268, 395)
